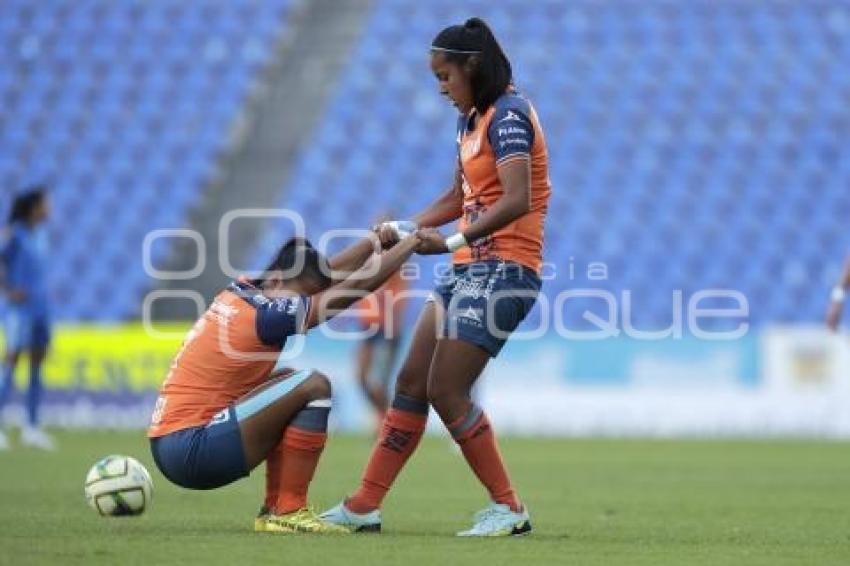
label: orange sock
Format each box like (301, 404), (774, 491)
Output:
(264, 442), (283, 510)
(449, 406), (521, 513)
(346, 395), (428, 513)
(274, 427), (327, 514)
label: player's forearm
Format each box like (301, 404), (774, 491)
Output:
(412, 186), (463, 228)
(327, 237), (376, 282)
(312, 237), (418, 324)
(350, 237), (418, 294)
(413, 205), (462, 228)
(461, 190), (529, 243)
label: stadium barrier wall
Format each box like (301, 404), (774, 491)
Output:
(0, 324), (847, 437)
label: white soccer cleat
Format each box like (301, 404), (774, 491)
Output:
(21, 427), (55, 451)
(319, 501), (382, 533)
(456, 502), (532, 537)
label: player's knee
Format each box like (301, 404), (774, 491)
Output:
(395, 366), (427, 400)
(427, 381), (470, 419)
(426, 384), (453, 412)
(305, 370), (332, 399)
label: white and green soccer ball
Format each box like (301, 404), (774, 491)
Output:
(84, 455), (153, 517)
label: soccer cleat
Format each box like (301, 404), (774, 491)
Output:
(456, 502), (532, 537)
(319, 501), (382, 533)
(265, 508), (350, 534)
(0, 430), (9, 451)
(20, 427), (55, 451)
(254, 506), (273, 532)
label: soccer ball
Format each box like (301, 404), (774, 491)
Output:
(84, 455), (153, 517)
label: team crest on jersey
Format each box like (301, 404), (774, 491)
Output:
(209, 300), (238, 327)
(460, 134), (482, 161)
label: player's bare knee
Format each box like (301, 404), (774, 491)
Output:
(426, 386), (451, 412)
(305, 370), (332, 400)
(428, 382), (469, 419)
(394, 366), (428, 400)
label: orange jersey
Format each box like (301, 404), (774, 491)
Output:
(355, 268), (408, 329)
(147, 282), (309, 438)
(454, 91), (551, 273)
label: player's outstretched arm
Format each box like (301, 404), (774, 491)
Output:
(826, 254), (850, 331)
(325, 236), (380, 284)
(304, 233), (421, 329)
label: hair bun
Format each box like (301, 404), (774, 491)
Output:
(464, 17), (485, 30)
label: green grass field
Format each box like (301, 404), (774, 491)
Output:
(1, 431), (848, 565)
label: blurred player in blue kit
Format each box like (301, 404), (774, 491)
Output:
(0, 188), (54, 450)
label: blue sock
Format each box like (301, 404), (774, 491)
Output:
(289, 399), (332, 432)
(27, 361), (42, 428)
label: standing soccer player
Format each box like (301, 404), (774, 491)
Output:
(148, 233), (423, 533)
(0, 188), (53, 450)
(322, 18), (551, 536)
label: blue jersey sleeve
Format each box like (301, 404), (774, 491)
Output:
(488, 105), (535, 164)
(255, 296), (311, 346)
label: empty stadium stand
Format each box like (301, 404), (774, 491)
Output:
(0, 0), (293, 320)
(256, 0), (850, 330)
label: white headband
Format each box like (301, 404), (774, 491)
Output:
(430, 45), (481, 55)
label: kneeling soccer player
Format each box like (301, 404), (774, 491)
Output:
(147, 232), (422, 533)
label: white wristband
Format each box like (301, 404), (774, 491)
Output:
(445, 232), (468, 252)
(832, 286), (846, 303)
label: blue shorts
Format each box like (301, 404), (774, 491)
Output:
(3, 308), (51, 352)
(149, 368), (316, 490)
(429, 261), (541, 357)
(150, 406), (248, 490)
